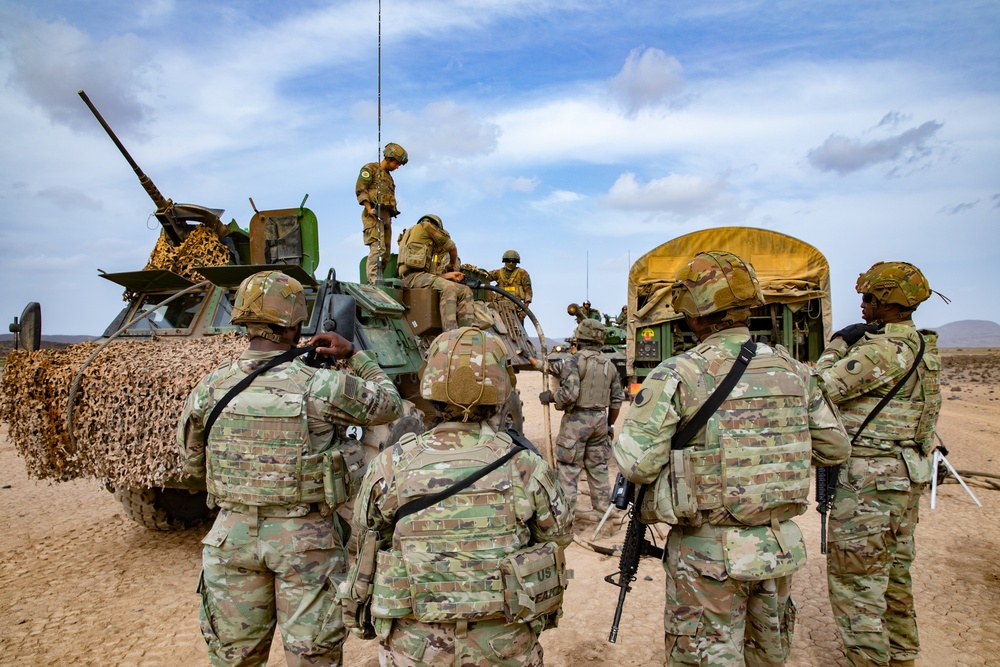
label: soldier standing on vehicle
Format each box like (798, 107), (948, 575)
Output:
(816, 262), (943, 667)
(613, 251), (850, 666)
(397, 214), (475, 331)
(540, 318), (625, 522)
(344, 327), (572, 666)
(357, 142), (407, 284)
(177, 270), (403, 667)
(615, 306), (628, 327)
(489, 249), (533, 317)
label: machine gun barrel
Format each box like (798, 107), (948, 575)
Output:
(78, 90), (187, 245)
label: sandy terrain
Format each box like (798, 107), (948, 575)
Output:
(2, 351), (999, 666)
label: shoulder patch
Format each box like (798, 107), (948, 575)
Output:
(359, 168), (372, 180)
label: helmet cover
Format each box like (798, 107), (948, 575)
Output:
(670, 251), (765, 318)
(855, 261), (931, 309)
(383, 142), (408, 165)
(231, 270), (309, 327)
(420, 327), (515, 410)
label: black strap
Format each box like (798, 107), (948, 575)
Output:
(395, 441), (526, 522)
(850, 333), (925, 445)
(671, 339), (757, 450)
(203, 345), (315, 442)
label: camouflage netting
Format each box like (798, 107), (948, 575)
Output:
(0, 332), (246, 488)
(132, 226), (232, 299)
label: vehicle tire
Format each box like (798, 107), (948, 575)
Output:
(113, 486), (213, 530)
(497, 390), (524, 433)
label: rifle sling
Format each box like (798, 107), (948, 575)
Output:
(671, 339), (757, 450)
(203, 345), (315, 442)
(850, 334), (925, 445)
(395, 441), (526, 522)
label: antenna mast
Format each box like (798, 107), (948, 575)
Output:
(374, 0), (384, 281)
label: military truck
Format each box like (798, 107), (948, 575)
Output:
(0, 92), (538, 530)
(625, 227), (833, 393)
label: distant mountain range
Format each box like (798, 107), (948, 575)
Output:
(931, 320), (1000, 348)
(3, 319), (999, 349)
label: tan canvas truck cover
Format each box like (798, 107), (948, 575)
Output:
(626, 227), (832, 376)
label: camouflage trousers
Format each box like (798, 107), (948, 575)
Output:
(376, 616), (543, 667)
(401, 271), (475, 331)
(827, 455), (924, 667)
(662, 525), (797, 667)
(555, 408), (611, 518)
(199, 508), (350, 666)
(364, 216), (392, 284)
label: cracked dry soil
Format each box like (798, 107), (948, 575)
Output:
(2, 350), (999, 666)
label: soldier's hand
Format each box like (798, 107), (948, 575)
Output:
(308, 332), (357, 360)
(833, 323), (879, 346)
(538, 390), (553, 405)
(442, 271), (465, 283)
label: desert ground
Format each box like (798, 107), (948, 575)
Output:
(1, 350), (999, 666)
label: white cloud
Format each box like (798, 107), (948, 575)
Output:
(603, 171), (729, 214)
(608, 47), (684, 116)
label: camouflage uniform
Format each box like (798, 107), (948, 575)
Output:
(551, 334), (626, 519)
(573, 303), (602, 323)
(488, 266), (532, 305)
(357, 147), (404, 284)
(349, 327), (572, 666)
(816, 321), (941, 667)
(179, 343), (403, 666)
(398, 217), (474, 330)
(615, 329), (851, 666)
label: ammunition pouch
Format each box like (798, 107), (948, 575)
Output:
(500, 542), (568, 630)
(339, 529), (380, 640)
(401, 241), (429, 270)
(322, 450), (349, 509)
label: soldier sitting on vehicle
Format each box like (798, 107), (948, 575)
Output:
(397, 214), (475, 331)
(489, 250), (533, 319)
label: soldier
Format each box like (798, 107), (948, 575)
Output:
(615, 306), (628, 327)
(345, 327), (572, 666)
(539, 318), (625, 522)
(489, 249), (533, 315)
(572, 300), (602, 323)
(613, 251), (851, 666)
(397, 214), (475, 331)
(177, 270), (403, 667)
(816, 262), (943, 667)
(357, 142), (408, 284)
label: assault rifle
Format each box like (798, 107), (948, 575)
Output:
(815, 465), (840, 554)
(604, 473), (663, 643)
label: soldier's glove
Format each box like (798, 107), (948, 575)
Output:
(834, 323), (878, 346)
(538, 391), (553, 405)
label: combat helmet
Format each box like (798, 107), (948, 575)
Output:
(502, 250), (520, 263)
(421, 327), (515, 420)
(231, 270), (309, 328)
(670, 251), (764, 319)
(418, 214), (443, 228)
(855, 261), (931, 310)
(383, 142), (408, 165)
(574, 318), (605, 344)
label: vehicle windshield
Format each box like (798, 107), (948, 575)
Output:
(121, 292), (206, 333)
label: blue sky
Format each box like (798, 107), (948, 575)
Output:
(1, 0), (998, 338)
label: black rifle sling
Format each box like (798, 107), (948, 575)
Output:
(203, 345), (315, 442)
(849, 333), (925, 445)
(395, 440), (528, 522)
(671, 339), (757, 450)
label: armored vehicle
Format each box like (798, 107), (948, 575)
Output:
(626, 227), (832, 393)
(0, 93), (538, 530)
(551, 302), (628, 389)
